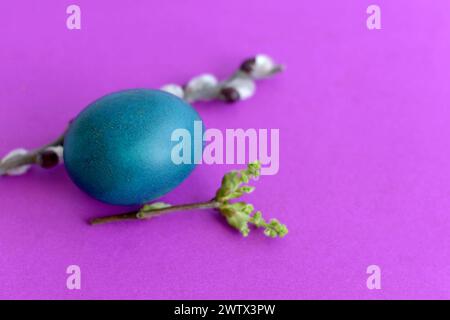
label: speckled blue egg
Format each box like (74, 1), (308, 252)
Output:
(63, 89), (202, 206)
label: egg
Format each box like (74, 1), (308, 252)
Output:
(63, 89), (202, 205)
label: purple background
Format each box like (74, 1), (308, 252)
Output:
(1, 0), (450, 299)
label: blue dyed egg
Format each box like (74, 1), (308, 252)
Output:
(63, 89), (202, 205)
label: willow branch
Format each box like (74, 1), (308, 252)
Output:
(0, 55), (284, 176)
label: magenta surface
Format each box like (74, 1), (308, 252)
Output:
(1, 0), (450, 299)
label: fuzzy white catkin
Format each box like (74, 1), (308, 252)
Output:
(186, 73), (219, 100)
(252, 54), (276, 78)
(227, 77), (256, 100)
(0, 148), (31, 176)
(160, 84), (185, 99)
(185, 74), (218, 93)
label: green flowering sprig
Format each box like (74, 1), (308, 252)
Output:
(91, 162), (288, 238)
(215, 162), (287, 237)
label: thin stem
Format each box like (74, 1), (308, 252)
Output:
(90, 200), (221, 225)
